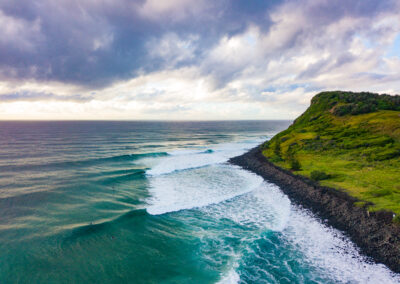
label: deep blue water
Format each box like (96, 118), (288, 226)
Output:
(0, 121), (399, 283)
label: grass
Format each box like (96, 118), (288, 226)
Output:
(262, 91), (400, 216)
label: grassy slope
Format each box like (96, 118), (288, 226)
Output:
(262, 91), (400, 217)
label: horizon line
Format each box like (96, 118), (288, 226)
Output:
(0, 118), (293, 122)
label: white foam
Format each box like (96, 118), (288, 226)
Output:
(146, 165), (263, 215)
(201, 182), (291, 232)
(217, 269), (240, 284)
(145, 136), (400, 282)
(283, 207), (400, 283)
(145, 138), (265, 176)
(196, 182), (400, 283)
(146, 151), (227, 176)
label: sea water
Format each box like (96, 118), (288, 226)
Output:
(0, 121), (399, 283)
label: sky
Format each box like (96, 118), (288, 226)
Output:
(0, 0), (399, 120)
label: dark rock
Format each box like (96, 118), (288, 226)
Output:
(229, 146), (400, 273)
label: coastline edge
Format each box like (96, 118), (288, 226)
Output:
(229, 146), (400, 273)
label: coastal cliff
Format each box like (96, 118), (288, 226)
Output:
(230, 91), (400, 273)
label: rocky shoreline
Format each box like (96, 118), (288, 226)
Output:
(229, 146), (400, 273)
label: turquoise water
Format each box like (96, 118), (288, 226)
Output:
(0, 121), (399, 283)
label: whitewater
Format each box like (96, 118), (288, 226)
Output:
(0, 121), (399, 283)
(143, 138), (400, 283)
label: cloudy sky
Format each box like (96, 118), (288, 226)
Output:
(1, 0), (399, 120)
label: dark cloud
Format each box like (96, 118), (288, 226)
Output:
(0, 0), (398, 91)
(0, 0), (280, 88)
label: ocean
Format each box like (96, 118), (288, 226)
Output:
(0, 121), (399, 283)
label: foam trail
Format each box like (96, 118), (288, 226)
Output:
(146, 165), (263, 215)
(217, 269), (240, 284)
(201, 182), (291, 232)
(196, 181), (400, 283)
(284, 207), (400, 283)
(145, 138), (266, 176)
(146, 151), (227, 176)
(145, 135), (400, 283)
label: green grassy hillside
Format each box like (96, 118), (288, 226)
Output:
(262, 91), (400, 218)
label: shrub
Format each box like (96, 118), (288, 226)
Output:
(310, 170), (330, 181)
(273, 141), (281, 157)
(290, 158), (302, 171)
(333, 104), (354, 116)
(286, 146), (301, 171)
(261, 141), (270, 149)
(371, 149), (400, 161)
(280, 136), (289, 142)
(327, 91), (400, 116)
(370, 189), (392, 197)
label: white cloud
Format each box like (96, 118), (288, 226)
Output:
(147, 33), (199, 66)
(138, 0), (207, 21)
(0, 10), (43, 51)
(92, 33), (114, 51)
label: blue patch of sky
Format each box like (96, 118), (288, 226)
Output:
(354, 33), (374, 49)
(386, 33), (400, 58)
(262, 83), (321, 93)
(244, 33), (257, 46)
(353, 72), (386, 80)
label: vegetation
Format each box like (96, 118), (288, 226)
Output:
(262, 91), (400, 216)
(310, 170), (330, 181)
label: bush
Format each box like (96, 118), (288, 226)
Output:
(310, 170), (330, 181)
(273, 141), (281, 157)
(280, 136), (289, 142)
(290, 158), (302, 171)
(286, 147), (301, 171)
(328, 91), (400, 116)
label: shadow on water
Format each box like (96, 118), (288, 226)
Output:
(3, 208), (221, 284)
(0, 152), (168, 172)
(64, 209), (148, 242)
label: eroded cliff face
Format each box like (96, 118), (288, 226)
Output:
(230, 147), (400, 273)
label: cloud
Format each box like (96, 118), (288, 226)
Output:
(146, 33), (199, 67)
(0, 91), (90, 102)
(196, 0), (400, 103)
(138, 0), (208, 21)
(0, 9), (42, 52)
(0, 0), (399, 119)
